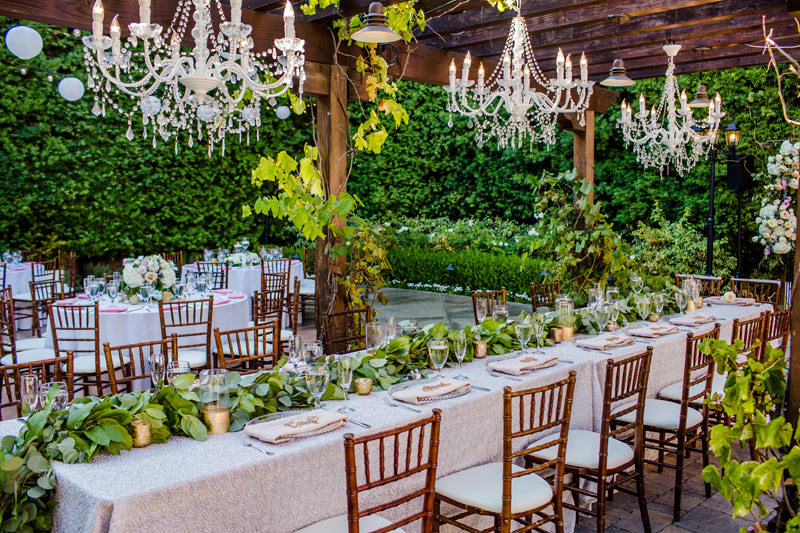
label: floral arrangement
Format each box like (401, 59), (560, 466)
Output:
(121, 255), (177, 296)
(225, 252), (259, 267)
(754, 141), (798, 260)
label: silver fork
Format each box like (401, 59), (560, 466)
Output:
(486, 369), (523, 382)
(241, 441), (273, 456)
(383, 395), (422, 413)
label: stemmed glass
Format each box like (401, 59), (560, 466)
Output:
(587, 287), (604, 313)
(107, 281), (119, 303)
(636, 295), (651, 324)
(532, 312), (546, 354)
(492, 305), (508, 322)
(365, 322), (386, 353)
(631, 273), (644, 295)
(166, 361), (191, 385)
(400, 319), (418, 337)
(595, 303), (611, 332)
(675, 289), (687, 314)
(95, 280), (106, 302)
(305, 363), (330, 409)
(139, 284), (152, 310)
(287, 335), (303, 370)
(149, 352), (166, 387)
(452, 330), (468, 380)
(302, 341), (324, 366)
(20, 374), (39, 415)
(606, 287), (619, 307)
(173, 282), (185, 300)
(514, 317), (532, 352)
(476, 300), (488, 323)
(113, 272), (122, 284)
(609, 301), (620, 330)
(39, 381), (68, 410)
(427, 339), (449, 379)
(652, 291), (665, 317)
(337, 355), (355, 413)
(384, 316), (397, 341)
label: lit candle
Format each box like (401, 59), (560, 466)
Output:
(650, 105), (656, 122)
(503, 53), (511, 80)
(580, 52), (587, 82)
(708, 99), (715, 116)
(627, 102), (632, 122)
(620, 99), (627, 123)
(92, 0), (104, 41)
(565, 54), (572, 83)
(110, 15), (121, 58)
(462, 51), (471, 83)
(231, 0), (242, 25)
(715, 92), (721, 114)
(556, 48), (564, 82)
(680, 89), (687, 112)
(171, 33), (181, 61)
(523, 65), (530, 91)
(240, 39), (249, 70)
(477, 62), (485, 89)
(639, 93), (645, 115)
(283, 2), (295, 40)
(449, 59), (456, 86)
(138, 0), (151, 26)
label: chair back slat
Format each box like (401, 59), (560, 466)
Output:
(196, 262), (229, 290)
(30, 280), (66, 303)
(530, 280), (561, 310)
(0, 354), (74, 420)
(48, 302), (100, 359)
(0, 299), (18, 364)
(761, 308), (791, 357)
(344, 410), (441, 533)
(602, 348), (652, 444)
(731, 313), (767, 358)
(103, 336), (178, 395)
(252, 289), (284, 330)
(681, 325), (721, 413)
(213, 321), (279, 373)
(0, 263), (5, 291)
(162, 252), (183, 270)
(675, 274), (722, 296)
(324, 307), (373, 354)
(730, 277), (782, 308)
(158, 299), (214, 367)
(471, 287), (506, 325)
(303, 247), (316, 278)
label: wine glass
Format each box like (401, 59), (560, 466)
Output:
(492, 304), (508, 322)
(636, 295), (651, 323)
(302, 341), (323, 366)
(476, 300), (488, 323)
(514, 317), (532, 352)
(20, 374), (39, 415)
(112, 271), (122, 284)
(610, 301), (620, 329)
(39, 381), (68, 410)
(337, 355), (355, 413)
(675, 289), (687, 314)
(173, 282), (185, 300)
(606, 286), (619, 307)
(305, 363), (329, 409)
(587, 287), (603, 313)
(95, 280), (106, 302)
(385, 316), (397, 341)
(139, 284), (152, 310)
(595, 303), (611, 332)
(166, 361), (191, 386)
(287, 335), (303, 370)
(452, 329), (468, 380)
(427, 339), (449, 379)
(107, 281), (119, 303)
(652, 291), (665, 316)
(532, 312), (546, 354)
(149, 352), (166, 387)
(400, 319), (418, 337)
(631, 273), (644, 295)
(365, 322), (386, 353)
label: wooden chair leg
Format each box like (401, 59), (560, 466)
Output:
(657, 430), (665, 472)
(432, 497), (441, 533)
(673, 434), (686, 523)
(701, 427), (712, 499)
(596, 474), (607, 533)
(636, 460), (652, 533)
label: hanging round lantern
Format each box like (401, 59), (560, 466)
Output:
(58, 77), (85, 101)
(5, 26), (43, 60)
(275, 106), (291, 120)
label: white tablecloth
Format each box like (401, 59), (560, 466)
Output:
(181, 260), (304, 298)
(3, 263), (33, 296)
(0, 302), (766, 533)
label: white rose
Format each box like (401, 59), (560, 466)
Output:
(774, 241), (792, 254)
(768, 219), (779, 229)
(722, 291), (736, 303)
(780, 140), (793, 156)
(137, 265), (147, 275)
(144, 271), (157, 283)
(160, 267), (176, 288)
(123, 265), (144, 288)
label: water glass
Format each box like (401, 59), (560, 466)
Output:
(631, 273), (644, 295)
(166, 361), (192, 386)
(39, 381), (68, 411)
(452, 329), (468, 380)
(107, 281), (119, 302)
(287, 335), (303, 369)
(652, 291), (665, 316)
(95, 280), (106, 301)
(606, 286), (619, 306)
(337, 355), (355, 413)
(636, 295), (651, 322)
(610, 301), (620, 326)
(532, 312), (546, 354)
(173, 282), (185, 300)
(20, 374), (39, 415)
(476, 299), (488, 323)
(492, 304), (508, 322)
(112, 271), (122, 284)
(427, 339), (449, 379)
(139, 284), (152, 310)
(675, 289), (687, 313)
(365, 322), (386, 353)
(595, 304), (611, 331)
(149, 352), (166, 387)
(400, 319), (418, 337)
(384, 316), (397, 340)
(302, 341), (324, 365)
(514, 317), (532, 350)
(305, 363), (329, 408)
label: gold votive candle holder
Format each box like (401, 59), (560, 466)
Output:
(355, 378), (373, 395)
(561, 326), (574, 342)
(201, 405), (230, 435)
(474, 340), (487, 359)
(132, 419), (152, 448)
(648, 312), (660, 322)
(549, 327), (563, 344)
(686, 300), (696, 312)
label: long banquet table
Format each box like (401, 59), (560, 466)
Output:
(0, 303), (768, 533)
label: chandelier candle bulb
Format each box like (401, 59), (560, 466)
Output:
(92, 0), (104, 41)
(110, 15), (120, 59)
(231, 0), (242, 26)
(523, 65), (530, 91)
(556, 49), (564, 82)
(620, 99), (627, 123)
(565, 55), (572, 83)
(449, 59), (456, 86)
(462, 51), (471, 83)
(650, 105), (656, 122)
(580, 53), (587, 82)
(284, 2), (295, 40)
(639, 93), (646, 116)
(502, 53), (511, 80)
(680, 90), (687, 113)
(138, 0), (150, 26)
(170, 33), (180, 61)
(477, 62), (484, 88)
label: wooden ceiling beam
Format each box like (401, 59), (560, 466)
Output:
(625, 50), (781, 79)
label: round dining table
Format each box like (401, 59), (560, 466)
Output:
(3, 262), (34, 296)
(181, 260), (305, 298)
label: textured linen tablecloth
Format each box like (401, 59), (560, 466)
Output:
(0, 303), (765, 533)
(181, 260), (304, 297)
(3, 263), (33, 296)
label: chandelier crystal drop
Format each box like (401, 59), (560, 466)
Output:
(82, 0), (306, 156)
(445, 8), (594, 150)
(618, 44), (724, 176)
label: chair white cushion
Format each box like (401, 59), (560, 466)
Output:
(72, 354), (130, 374)
(219, 340), (274, 356)
(436, 462), (553, 515)
(659, 374), (725, 404)
(177, 349), (208, 369)
(16, 337), (46, 351)
(527, 429), (634, 470)
(1, 348), (56, 366)
(295, 513), (403, 533)
(299, 280), (315, 296)
(12, 293), (32, 302)
(615, 399), (703, 431)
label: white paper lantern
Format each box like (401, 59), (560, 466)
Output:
(5, 26), (43, 60)
(58, 77), (85, 101)
(275, 106), (291, 120)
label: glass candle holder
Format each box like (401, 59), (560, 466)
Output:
(354, 378), (373, 395)
(199, 369), (230, 435)
(132, 419), (152, 447)
(474, 340), (487, 359)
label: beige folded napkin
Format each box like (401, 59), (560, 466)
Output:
(627, 324), (680, 338)
(244, 409), (346, 444)
(391, 380), (470, 405)
(488, 355), (559, 376)
(704, 296), (755, 306)
(575, 334), (633, 351)
(669, 314), (715, 327)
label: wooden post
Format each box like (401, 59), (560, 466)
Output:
(573, 109), (595, 203)
(314, 64), (349, 339)
(788, 184), (800, 428)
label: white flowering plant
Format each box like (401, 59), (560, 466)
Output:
(225, 252), (259, 267)
(120, 255), (178, 296)
(753, 140), (799, 262)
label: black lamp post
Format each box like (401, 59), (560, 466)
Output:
(703, 127), (721, 276)
(724, 120), (742, 276)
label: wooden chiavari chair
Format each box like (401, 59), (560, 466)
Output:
(158, 298), (214, 370)
(0, 263), (5, 291)
(56, 251), (78, 295)
(323, 307), (373, 355)
(530, 280), (561, 311)
(760, 308), (790, 360)
(297, 409), (442, 533)
(435, 372), (576, 533)
(287, 278), (301, 335)
(730, 277), (782, 308)
(48, 302), (108, 396)
(471, 287), (506, 325)
(0, 353), (74, 420)
(213, 321), (279, 373)
(261, 258), (292, 318)
(103, 336), (179, 395)
(20, 250), (41, 263)
(527, 350), (652, 532)
(33, 258), (57, 284)
(196, 262), (229, 290)
(630, 324), (720, 522)
(302, 247), (315, 279)
(162, 251), (184, 270)
(12, 258), (58, 329)
(29, 280), (66, 338)
(675, 274), (723, 297)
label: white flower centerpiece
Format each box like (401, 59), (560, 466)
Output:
(225, 252), (259, 267)
(120, 255), (178, 301)
(753, 140), (799, 261)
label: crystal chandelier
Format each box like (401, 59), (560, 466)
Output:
(445, 6), (594, 150)
(618, 44), (724, 176)
(83, 0), (306, 156)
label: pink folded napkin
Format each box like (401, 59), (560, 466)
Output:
(391, 380), (470, 405)
(186, 264), (198, 270)
(627, 324), (680, 338)
(704, 296), (756, 306)
(228, 292), (246, 299)
(76, 294), (89, 300)
(213, 298), (230, 306)
(488, 355), (559, 375)
(211, 288), (234, 294)
(244, 409), (347, 444)
(100, 306), (128, 313)
(575, 334), (634, 351)
(9, 267), (26, 272)
(162, 304), (182, 311)
(53, 299), (77, 306)
(669, 314), (715, 327)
